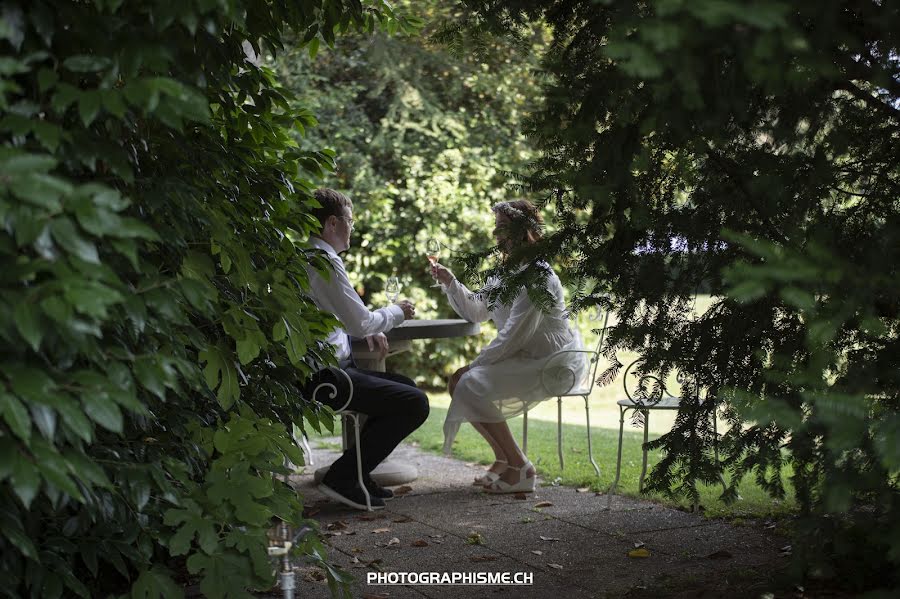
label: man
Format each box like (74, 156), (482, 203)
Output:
(304, 188), (429, 510)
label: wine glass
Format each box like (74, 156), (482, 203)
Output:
(425, 239), (442, 287)
(385, 276), (400, 304)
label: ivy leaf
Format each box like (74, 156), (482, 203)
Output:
(0, 510), (38, 560)
(0, 391), (31, 444)
(134, 356), (167, 400)
(131, 567), (185, 599)
(164, 504), (218, 556)
(63, 55), (112, 72)
(81, 393), (123, 433)
(32, 439), (84, 502)
(78, 90), (102, 126)
(13, 301), (43, 351)
(199, 343), (240, 409)
(10, 457), (41, 508)
(50, 218), (99, 263)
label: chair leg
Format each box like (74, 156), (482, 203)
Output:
(712, 408), (731, 497)
(638, 410), (650, 493)
(300, 434), (314, 468)
(522, 410), (528, 454)
(583, 396), (600, 477)
(557, 397), (564, 470)
(607, 405), (626, 509)
(349, 414), (372, 512)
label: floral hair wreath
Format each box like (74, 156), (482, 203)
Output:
(491, 201), (543, 234)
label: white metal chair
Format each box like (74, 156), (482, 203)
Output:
(310, 366), (374, 511)
(606, 359), (726, 510)
(523, 310), (610, 477)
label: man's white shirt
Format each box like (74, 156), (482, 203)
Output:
(306, 237), (405, 360)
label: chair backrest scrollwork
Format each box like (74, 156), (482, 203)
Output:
(309, 366), (355, 413)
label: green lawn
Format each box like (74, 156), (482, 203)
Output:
(312, 391), (796, 520)
(310, 296), (796, 519)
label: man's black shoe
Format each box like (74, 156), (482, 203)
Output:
(318, 478), (385, 511)
(364, 477), (394, 500)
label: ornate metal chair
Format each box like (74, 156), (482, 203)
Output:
(606, 359), (726, 510)
(308, 366), (374, 511)
(523, 310), (610, 477)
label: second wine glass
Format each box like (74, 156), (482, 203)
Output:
(385, 276), (400, 304)
(425, 239), (442, 287)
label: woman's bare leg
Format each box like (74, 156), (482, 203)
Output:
(479, 421), (536, 484)
(471, 421), (508, 473)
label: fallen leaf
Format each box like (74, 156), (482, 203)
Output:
(540, 536), (561, 542)
(371, 528), (391, 534)
(367, 558), (383, 566)
(411, 540), (428, 547)
(303, 569), (326, 582)
(344, 531), (356, 536)
(706, 550), (733, 560)
(374, 542), (388, 548)
(628, 548), (651, 558)
(514, 493), (528, 500)
(547, 563), (564, 569)
(551, 476), (562, 486)
(351, 547), (364, 553)
(466, 532), (485, 546)
(534, 501), (554, 508)
(392, 517), (412, 523)
(327, 521), (349, 530)
(394, 485), (413, 496)
(469, 555), (498, 562)
(633, 541), (645, 548)
(387, 537), (400, 546)
(304, 508), (321, 518)
(531, 550), (543, 556)
(576, 487), (590, 493)
(428, 534), (445, 539)
(351, 557), (360, 564)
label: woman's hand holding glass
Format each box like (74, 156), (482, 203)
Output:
(430, 261), (454, 287)
(425, 239), (443, 287)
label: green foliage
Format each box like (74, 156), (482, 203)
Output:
(461, 0), (899, 591)
(270, 0), (550, 385)
(0, 0), (415, 596)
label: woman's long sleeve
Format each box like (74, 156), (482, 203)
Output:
(470, 288), (544, 368)
(444, 278), (490, 323)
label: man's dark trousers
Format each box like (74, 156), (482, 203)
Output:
(322, 359), (429, 482)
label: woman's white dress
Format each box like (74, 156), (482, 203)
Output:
(441, 265), (588, 454)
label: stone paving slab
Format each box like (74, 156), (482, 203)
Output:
(281, 441), (787, 598)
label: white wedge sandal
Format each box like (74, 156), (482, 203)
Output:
(483, 460), (536, 494)
(473, 460), (507, 487)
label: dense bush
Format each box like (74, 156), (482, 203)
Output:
(0, 1), (414, 596)
(461, 0), (899, 591)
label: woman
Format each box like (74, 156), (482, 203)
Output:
(430, 200), (587, 493)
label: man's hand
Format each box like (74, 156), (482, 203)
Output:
(396, 299), (416, 319)
(448, 364), (471, 397)
(430, 262), (454, 286)
(366, 333), (390, 360)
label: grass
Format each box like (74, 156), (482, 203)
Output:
(311, 391), (796, 520)
(309, 295), (797, 519)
